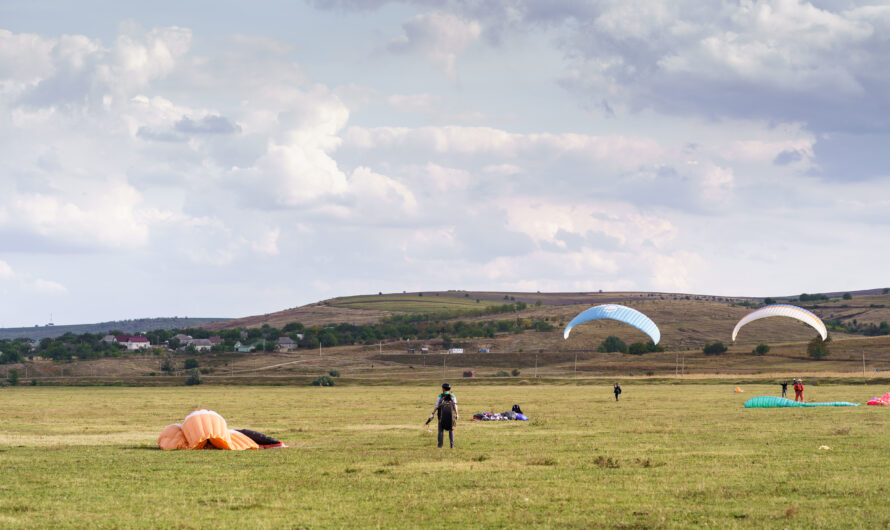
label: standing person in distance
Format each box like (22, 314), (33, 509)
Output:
(427, 383), (459, 448)
(780, 380), (788, 398)
(793, 378), (804, 402)
(613, 382), (622, 402)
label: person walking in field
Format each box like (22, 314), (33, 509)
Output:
(613, 382), (622, 402)
(427, 383), (459, 448)
(793, 379), (804, 402)
(780, 380), (788, 398)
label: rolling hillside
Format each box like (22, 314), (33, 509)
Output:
(0, 317), (231, 341)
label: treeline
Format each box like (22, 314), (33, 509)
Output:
(0, 306), (556, 363)
(826, 319), (890, 337)
(0, 334), (127, 363)
(382, 302), (528, 324)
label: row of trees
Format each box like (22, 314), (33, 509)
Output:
(596, 336), (664, 355)
(0, 309), (557, 363)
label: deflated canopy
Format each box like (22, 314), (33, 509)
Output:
(158, 424), (188, 450)
(732, 304), (827, 342)
(181, 409), (230, 449)
(563, 304), (660, 344)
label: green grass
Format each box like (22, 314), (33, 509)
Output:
(2, 384), (890, 527)
(329, 293), (495, 313)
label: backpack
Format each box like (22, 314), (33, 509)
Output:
(438, 395), (456, 429)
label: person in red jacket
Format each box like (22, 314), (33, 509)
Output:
(793, 379), (804, 402)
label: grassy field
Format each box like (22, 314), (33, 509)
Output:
(2, 384), (890, 528)
(328, 293), (500, 312)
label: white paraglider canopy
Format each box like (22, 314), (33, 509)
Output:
(563, 304), (661, 344)
(732, 304), (827, 342)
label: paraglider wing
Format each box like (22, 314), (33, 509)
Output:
(158, 424), (188, 450)
(731, 304), (827, 342)
(563, 304), (661, 344)
(181, 409), (231, 449)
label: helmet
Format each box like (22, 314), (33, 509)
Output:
(442, 382), (451, 390)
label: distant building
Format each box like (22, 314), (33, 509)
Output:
(478, 348), (491, 353)
(276, 336), (297, 352)
(234, 341), (258, 353)
(190, 339), (213, 352)
(408, 348), (415, 354)
(447, 348), (464, 354)
(208, 336), (224, 346)
(113, 335), (151, 351)
(420, 347), (429, 354)
(100, 335), (117, 344)
(172, 334), (193, 343)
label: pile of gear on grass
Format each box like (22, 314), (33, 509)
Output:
(473, 404), (528, 421)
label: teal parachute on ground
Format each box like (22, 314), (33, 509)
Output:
(744, 396), (859, 408)
(563, 304), (660, 344)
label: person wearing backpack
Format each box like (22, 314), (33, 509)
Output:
(613, 382), (622, 401)
(793, 379), (804, 402)
(427, 383), (459, 448)
(436, 393), (457, 448)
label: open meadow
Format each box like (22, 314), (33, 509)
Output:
(2, 384), (890, 528)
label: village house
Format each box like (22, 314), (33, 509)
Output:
(190, 339), (213, 352)
(276, 336), (297, 352)
(234, 341), (258, 353)
(113, 334), (151, 351)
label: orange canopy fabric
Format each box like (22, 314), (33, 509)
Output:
(181, 410), (230, 449)
(158, 410), (271, 450)
(228, 430), (260, 450)
(158, 424), (188, 450)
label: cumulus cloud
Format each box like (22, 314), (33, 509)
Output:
(388, 12), (481, 79)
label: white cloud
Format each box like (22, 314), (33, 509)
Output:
(388, 12), (482, 80)
(0, 260), (14, 280)
(29, 278), (68, 295)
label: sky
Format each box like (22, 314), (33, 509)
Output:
(1, 0), (889, 327)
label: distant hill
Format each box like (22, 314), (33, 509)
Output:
(0, 317), (231, 340)
(201, 288), (890, 350)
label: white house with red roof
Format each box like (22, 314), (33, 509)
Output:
(113, 334), (151, 351)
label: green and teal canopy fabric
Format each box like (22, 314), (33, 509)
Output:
(744, 396), (859, 408)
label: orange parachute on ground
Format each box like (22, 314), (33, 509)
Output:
(158, 409), (285, 450)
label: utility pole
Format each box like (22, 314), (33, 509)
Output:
(534, 355), (538, 378)
(675, 352), (679, 377)
(574, 354), (577, 378)
(443, 355), (446, 377)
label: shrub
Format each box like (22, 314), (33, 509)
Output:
(7, 369), (19, 386)
(493, 370), (510, 377)
(763, 297), (776, 305)
(184, 358), (199, 369)
(628, 341), (664, 355)
(328, 370), (340, 377)
(597, 336), (627, 353)
(702, 342), (727, 355)
(843, 292), (852, 300)
(753, 343), (770, 355)
(311, 375), (335, 386)
(511, 369), (520, 376)
(807, 336), (830, 359)
(160, 357), (174, 373)
(185, 368), (202, 386)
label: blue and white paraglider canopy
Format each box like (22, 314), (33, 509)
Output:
(563, 304), (661, 344)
